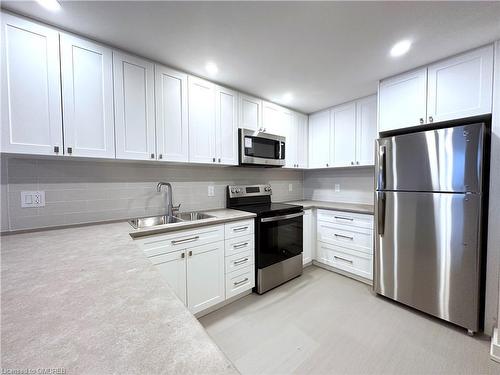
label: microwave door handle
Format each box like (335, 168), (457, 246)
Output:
(378, 145), (386, 190)
(377, 192), (386, 235)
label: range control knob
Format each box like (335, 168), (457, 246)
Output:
(231, 188), (237, 193)
(264, 186), (272, 192)
(237, 188), (242, 193)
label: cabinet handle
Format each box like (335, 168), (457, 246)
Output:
(233, 257), (249, 266)
(233, 242), (248, 249)
(429, 116), (434, 123)
(212, 157), (216, 162)
(188, 250), (193, 257)
(333, 255), (353, 264)
(334, 216), (353, 221)
(334, 233), (354, 240)
(181, 252), (185, 259)
(351, 161), (354, 165)
(419, 118), (424, 124)
(158, 154), (163, 159)
(234, 277), (249, 286)
(326, 163), (329, 167)
(67, 147), (72, 154)
(53, 146), (59, 153)
(150, 153), (155, 159)
(233, 226), (248, 232)
(356, 161), (359, 165)
(218, 158), (221, 163)
(171, 236), (199, 245)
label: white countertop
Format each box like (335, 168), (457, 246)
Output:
(1, 218), (239, 373)
(285, 200), (374, 215)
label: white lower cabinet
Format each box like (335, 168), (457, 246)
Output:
(315, 209), (374, 282)
(303, 209), (314, 265)
(137, 219), (255, 315)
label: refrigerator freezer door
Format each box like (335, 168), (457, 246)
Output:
(376, 123), (484, 193)
(374, 191), (482, 331)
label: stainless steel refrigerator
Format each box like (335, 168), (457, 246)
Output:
(374, 122), (486, 334)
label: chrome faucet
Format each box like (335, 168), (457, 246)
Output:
(157, 182), (180, 217)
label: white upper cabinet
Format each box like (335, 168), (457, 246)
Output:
(296, 113), (309, 168)
(1, 13), (63, 156)
(188, 76), (217, 164)
(238, 93), (262, 131)
(60, 34), (115, 158)
(215, 86), (239, 165)
(113, 52), (156, 160)
(155, 65), (188, 162)
(308, 110), (331, 168)
(284, 110), (297, 168)
(262, 101), (286, 136)
(331, 102), (356, 167)
(378, 68), (427, 132)
(427, 45), (494, 123)
(356, 95), (377, 166)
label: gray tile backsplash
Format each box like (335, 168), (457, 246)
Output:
(1, 157), (303, 231)
(304, 167), (375, 205)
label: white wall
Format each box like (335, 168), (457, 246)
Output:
(0, 157), (303, 231)
(303, 167), (374, 205)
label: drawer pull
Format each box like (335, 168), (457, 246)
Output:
(233, 226), (248, 232)
(334, 255), (353, 264)
(233, 257), (249, 266)
(234, 277), (249, 286)
(171, 236), (199, 245)
(334, 216), (353, 221)
(334, 233), (354, 240)
(233, 242), (248, 249)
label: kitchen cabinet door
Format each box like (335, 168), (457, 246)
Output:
(303, 209), (314, 265)
(215, 85), (238, 165)
(239, 93), (262, 131)
(1, 13), (63, 156)
(262, 101), (286, 136)
(296, 113), (309, 168)
(378, 68), (427, 132)
(187, 241), (225, 314)
(356, 95), (377, 166)
(60, 34), (114, 158)
(150, 250), (187, 305)
(332, 102), (356, 167)
(155, 65), (188, 162)
(113, 52), (156, 160)
(308, 110), (331, 168)
(188, 76), (216, 164)
(427, 45), (494, 123)
(284, 110), (297, 168)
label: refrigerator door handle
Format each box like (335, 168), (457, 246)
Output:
(378, 145), (386, 190)
(377, 192), (386, 235)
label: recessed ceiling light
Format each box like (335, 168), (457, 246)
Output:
(36, 0), (62, 11)
(282, 92), (293, 104)
(205, 62), (218, 76)
(390, 40), (412, 58)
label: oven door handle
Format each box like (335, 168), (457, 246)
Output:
(260, 211), (304, 223)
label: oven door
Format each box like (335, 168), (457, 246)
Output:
(239, 129), (285, 166)
(257, 211), (303, 269)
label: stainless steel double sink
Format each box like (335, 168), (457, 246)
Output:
(129, 212), (214, 229)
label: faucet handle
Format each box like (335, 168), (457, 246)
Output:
(172, 203), (181, 213)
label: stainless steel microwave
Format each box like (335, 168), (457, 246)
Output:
(239, 129), (286, 167)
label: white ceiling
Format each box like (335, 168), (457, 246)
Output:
(2, 1), (500, 114)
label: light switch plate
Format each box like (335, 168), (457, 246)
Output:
(21, 191), (45, 208)
(208, 185), (215, 197)
(288, 183), (293, 192)
(334, 184), (341, 192)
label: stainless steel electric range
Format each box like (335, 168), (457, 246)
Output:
(227, 184), (304, 294)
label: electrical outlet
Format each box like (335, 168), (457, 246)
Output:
(288, 183), (293, 192)
(208, 185), (215, 197)
(21, 191), (45, 208)
(334, 184), (341, 192)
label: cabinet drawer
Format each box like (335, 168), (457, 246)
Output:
(317, 209), (373, 229)
(225, 248), (254, 274)
(225, 265), (255, 299)
(136, 224), (224, 257)
(225, 234), (254, 257)
(317, 242), (373, 280)
(317, 222), (373, 254)
(225, 219), (254, 239)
